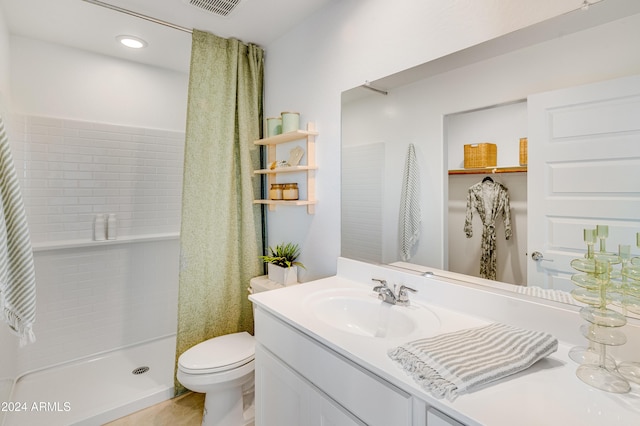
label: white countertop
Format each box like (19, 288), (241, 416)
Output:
(250, 259), (640, 426)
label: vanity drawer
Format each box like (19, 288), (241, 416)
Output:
(254, 307), (412, 426)
(427, 407), (466, 426)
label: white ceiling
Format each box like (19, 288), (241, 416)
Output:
(1, 0), (336, 73)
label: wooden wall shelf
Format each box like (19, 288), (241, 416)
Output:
(254, 129), (319, 146)
(254, 165), (318, 175)
(254, 200), (316, 207)
(448, 166), (527, 175)
(253, 123), (317, 214)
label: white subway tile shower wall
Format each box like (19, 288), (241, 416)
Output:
(6, 115), (183, 373)
(18, 239), (179, 373)
(14, 115), (185, 243)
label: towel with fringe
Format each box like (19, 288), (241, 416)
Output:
(513, 285), (578, 305)
(399, 143), (420, 261)
(0, 115), (36, 346)
(388, 323), (558, 401)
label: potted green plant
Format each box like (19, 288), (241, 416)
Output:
(260, 242), (305, 285)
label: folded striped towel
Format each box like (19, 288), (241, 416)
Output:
(0, 115), (36, 346)
(388, 323), (558, 400)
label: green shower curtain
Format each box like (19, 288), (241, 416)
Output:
(175, 30), (264, 395)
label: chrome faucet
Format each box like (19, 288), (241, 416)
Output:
(371, 279), (417, 306)
(378, 286), (398, 304)
(371, 278), (388, 292)
(396, 285), (417, 306)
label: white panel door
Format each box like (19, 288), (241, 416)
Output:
(527, 75), (640, 289)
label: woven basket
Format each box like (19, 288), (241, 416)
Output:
(464, 143), (497, 168)
(519, 138), (528, 166)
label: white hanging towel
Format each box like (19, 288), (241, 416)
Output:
(399, 143), (421, 261)
(0, 115), (36, 346)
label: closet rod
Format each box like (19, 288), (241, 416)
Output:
(82, 0), (193, 34)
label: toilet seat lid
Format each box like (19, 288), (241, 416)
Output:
(179, 332), (255, 374)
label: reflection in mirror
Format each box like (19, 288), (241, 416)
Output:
(445, 102), (527, 285)
(341, 2), (640, 304)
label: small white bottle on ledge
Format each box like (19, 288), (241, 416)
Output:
(107, 214), (117, 240)
(94, 214), (106, 241)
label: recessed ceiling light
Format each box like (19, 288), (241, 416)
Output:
(116, 35), (148, 49)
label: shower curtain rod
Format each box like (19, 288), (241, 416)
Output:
(82, 0), (193, 34)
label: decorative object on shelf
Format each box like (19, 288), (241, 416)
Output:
(463, 142), (497, 169)
(519, 137), (528, 166)
(269, 160), (289, 170)
(282, 183), (299, 200)
(464, 177), (511, 280)
(287, 146), (304, 166)
(269, 184), (284, 200)
(268, 146), (304, 170)
(266, 117), (282, 137)
(281, 111), (300, 133)
(569, 226), (639, 394)
(260, 242), (305, 285)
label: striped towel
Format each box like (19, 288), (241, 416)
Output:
(0, 115), (36, 346)
(399, 143), (421, 261)
(388, 323), (558, 401)
(513, 285), (579, 305)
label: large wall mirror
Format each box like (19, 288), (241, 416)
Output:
(341, 1), (640, 304)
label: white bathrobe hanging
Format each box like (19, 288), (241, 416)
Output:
(464, 178), (511, 280)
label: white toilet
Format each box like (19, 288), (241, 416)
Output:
(177, 276), (287, 426)
(177, 331), (256, 426)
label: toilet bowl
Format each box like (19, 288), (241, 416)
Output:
(178, 331), (255, 426)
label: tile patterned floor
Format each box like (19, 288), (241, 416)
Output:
(104, 392), (204, 425)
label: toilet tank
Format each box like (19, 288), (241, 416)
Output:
(248, 275), (285, 294)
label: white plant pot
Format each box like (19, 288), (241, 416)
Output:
(267, 264), (298, 286)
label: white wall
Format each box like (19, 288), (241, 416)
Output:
(0, 4), (9, 111)
(264, 0), (640, 281)
(10, 36), (188, 130)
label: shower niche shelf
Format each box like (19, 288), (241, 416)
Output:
(254, 122), (317, 214)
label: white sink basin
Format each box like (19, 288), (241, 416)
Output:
(304, 288), (440, 338)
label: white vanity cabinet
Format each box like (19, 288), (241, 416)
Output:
(253, 307), (414, 426)
(426, 408), (465, 426)
(250, 260), (640, 426)
(256, 344), (366, 426)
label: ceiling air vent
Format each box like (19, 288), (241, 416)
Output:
(184, 0), (242, 17)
